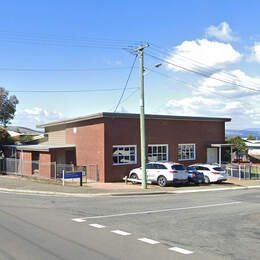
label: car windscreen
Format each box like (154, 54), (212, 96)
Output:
(187, 166), (196, 171)
(172, 164), (186, 170)
(213, 167), (225, 171)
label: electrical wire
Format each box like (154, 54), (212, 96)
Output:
(0, 31), (142, 49)
(150, 43), (260, 88)
(0, 66), (132, 72)
(8, 87), (138, 93)
(114, 54), (138, 112)
(145, 66), (233, 99)
(0, 30), (142, 45)
(146, 52), (260, 93)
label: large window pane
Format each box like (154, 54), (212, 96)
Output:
(112, 145), (137, 165)
(178, 144), (196, 161)
(148, 144), (168, 162)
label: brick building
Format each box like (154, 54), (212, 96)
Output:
(9, 112), (231, 182)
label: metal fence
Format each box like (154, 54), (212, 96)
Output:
(224, 163), (260, 180)
(86, 164), (99, 182)
(0, 158), (99, 182)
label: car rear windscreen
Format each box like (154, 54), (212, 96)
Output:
(213, 167), (224, 171)
(172, 165), (186, 170)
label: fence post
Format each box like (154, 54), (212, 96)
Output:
(62, 170), (65, 186)
(249, 162), (252, 180)
(244, 164), (246, 180)
(238, 164), (241, 180)
(231, 165), (233, 177)
(54, 162), (57, 180)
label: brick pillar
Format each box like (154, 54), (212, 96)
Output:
(39, 153), (52, 179)
(18, 151), (32, 176)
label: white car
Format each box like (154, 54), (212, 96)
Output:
(129, 162), (188, 187)
(189, 164), (228, 184)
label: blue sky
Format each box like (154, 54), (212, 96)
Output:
(0, 0), (260, 129)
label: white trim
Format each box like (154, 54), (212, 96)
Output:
(112, 145), (137, 166)
(148, 144), (169, 162)
(178, 143), (196, 161)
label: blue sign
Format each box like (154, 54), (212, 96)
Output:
(64, 171), (82, 179)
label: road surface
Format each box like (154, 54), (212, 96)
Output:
(0, 188), (259, 259)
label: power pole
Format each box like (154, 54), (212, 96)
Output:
(134, 43), (149, 189)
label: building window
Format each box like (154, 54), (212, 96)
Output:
(148, 144), (168, 162)
(112, 145), (137, 165)
(178, 144), (196, 161)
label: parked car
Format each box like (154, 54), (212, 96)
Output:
(187, 166), (205, 185)
(129, 162), (189, 187)
(189, 164), (227, 184)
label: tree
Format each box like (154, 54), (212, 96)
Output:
(0, 87), (19, 126)
(247, 134), (256, 140)
(226, 136), (247, 155)
(0, 127), (13, 145)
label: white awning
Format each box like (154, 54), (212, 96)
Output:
(5, 144), (75, 152)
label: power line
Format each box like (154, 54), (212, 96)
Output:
(0, 39), (134, 49)
(0, 66), (133, 72)
(150, 44), (260, 88)
(146, 52), (260, 93)
(145, 66), (233, 100)
(0, 30), (143, 45)
(8, 87), (138, 93)
(0, 31), (143, 49)
(114, 54), (138, 112)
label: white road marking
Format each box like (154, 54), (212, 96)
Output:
(169, 247), (193, 255)
(75, 201), (242, 220)
(111, 230), (131, 236)
(72, 218), (86, 223)
(138, 238), (160, 245)
(89, 224), (105, 229)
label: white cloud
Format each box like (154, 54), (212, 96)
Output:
(167, 39), (241, 72)
(249, 42), (260, 62)
(197, 69), (260, 98)
(206, 22), (238, 42)
(165, 69), (260, 129)
(12, 107), (64, 129)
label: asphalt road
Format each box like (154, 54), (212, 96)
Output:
(0, 188), (259, 260)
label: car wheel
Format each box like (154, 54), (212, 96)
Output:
(157, 175), (167, 187)
(130, 173), (139, 184)
(204, 176), (210, 184)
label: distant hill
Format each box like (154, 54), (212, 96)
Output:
(226, 128), (260, 138)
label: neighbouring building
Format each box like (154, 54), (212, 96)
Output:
(5, 112), (231, 182)
(246, 140), (260, 163)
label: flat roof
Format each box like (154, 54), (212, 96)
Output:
(38, 112), (231, 128)
(6, 144), (75, 152)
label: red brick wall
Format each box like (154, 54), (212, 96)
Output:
(39, 152), (52, 179)
(66, 119), (105, 182)
(19, 151), (32, 176)
(104, 117), (225, 182)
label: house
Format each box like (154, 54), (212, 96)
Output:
(246, 140), (260, 163)
(5, 126), (43, 143)
(6, 112), (231, 182)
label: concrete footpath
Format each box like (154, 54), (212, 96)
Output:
(0, 175), (260, 197)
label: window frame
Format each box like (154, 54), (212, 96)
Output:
(148, 144), (169, 162)
(112, 145), (137, 166)
(178, 143), (196, 161)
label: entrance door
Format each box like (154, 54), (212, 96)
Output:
(207, 148), (218, 164)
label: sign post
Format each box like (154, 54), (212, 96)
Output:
(62, 171), (83, 186)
